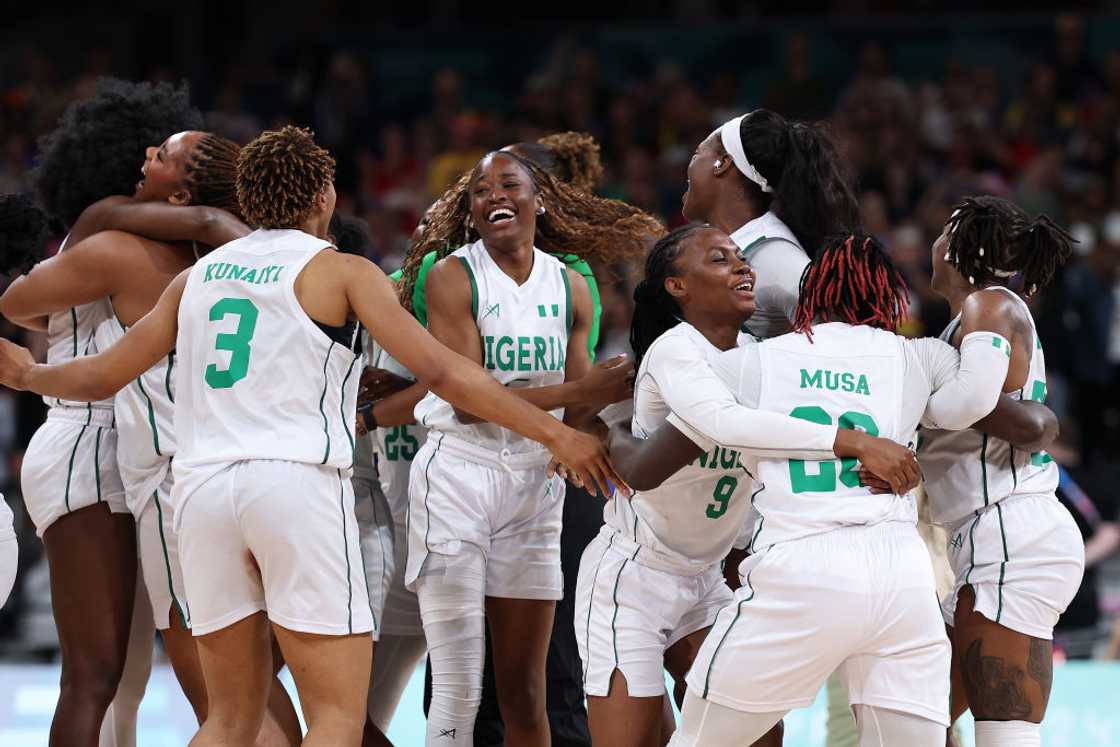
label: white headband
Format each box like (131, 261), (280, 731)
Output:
(719, 115), (772, 193)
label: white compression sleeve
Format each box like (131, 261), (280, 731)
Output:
(974, 720), (1041, 747)
(853, 705), (943, 747)
(415, 549), (486, 747)
(667, 690), (786, 746)
(367, 633), (428, 731)
(921, 331), (1010, 430)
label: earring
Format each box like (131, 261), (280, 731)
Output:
(943, 252), (952, 262)
(537, 205), (546, 215)
(714, 161), (721, 168)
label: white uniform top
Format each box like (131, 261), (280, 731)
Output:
(98, 314), (175, 515)
(413, 240), (572, 457)
(0, 494), (13, 541)
(173, 229), (361, 513)
(43, 236), (115, 412)
(920, 287), (1059, 526)
(352, 329), (378, 484)
(367, 337), (428, 515)
(729, 212), (809, 340)
(672, 323), (972, 550)
(604, 323), (846, 574)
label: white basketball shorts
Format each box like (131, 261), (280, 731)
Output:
(136, 473), (190, 631)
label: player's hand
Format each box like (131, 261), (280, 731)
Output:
(0, 338), (35, 391)
(548, 425), (630, 498)
(575, 355), (634, 411)
(859, 469), (894, 494)
(854, 435), (921, 495)
(547, 458), (583, 487)
(358, 366), (412, 405)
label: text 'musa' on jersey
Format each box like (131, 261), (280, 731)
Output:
(412, 240), (572, 457)
(920, 287), (1059, 526)
(670, 323), (978, 551)
(173, 229), (361, 514)
(43, 235), (116, 412)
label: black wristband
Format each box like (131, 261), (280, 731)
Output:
(357, 402), (377, 432)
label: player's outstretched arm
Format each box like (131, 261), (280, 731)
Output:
(608, 421), (701, 492)
(0, 270), (186, 402)
(343, 254), (626, 496)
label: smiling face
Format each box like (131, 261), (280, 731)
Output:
(682, 132), (728, 222)
(134, 131), (204, 203)
(666, 225), (757, 323)
(468, 152), (540, 252)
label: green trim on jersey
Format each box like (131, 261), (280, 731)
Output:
(340, 354), (359, 467)
(995, 503), (1009, 622)
(63, 408), (93, 511)
(560, 266), (573, 334)
(407, 251), (440, 328)
(980, 434), (990, 506)
(318, 341), (336, 465)
(135, 375), (163, 457)
(165, 352), (175, 404)
(456, 256), (479, 319)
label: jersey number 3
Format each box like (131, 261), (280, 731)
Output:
(205, 297), (259, 389)
(787, 405), (880, 493)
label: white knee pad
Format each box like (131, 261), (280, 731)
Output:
(414, 548), (486, 746)
(854, 705), (943, 747)
(668, 690), (785, 746)
(368, 633), (428, 730)
(974, 720), (1041, 747)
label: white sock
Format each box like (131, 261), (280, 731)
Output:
(974, 720), (1041, 747)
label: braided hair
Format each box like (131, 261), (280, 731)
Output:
(0, 194), (49, 275)
(513, 132), (605, 193)
(237, 126), (336, 228)
(184, 134), (242, 217)
(793, 233), (910, 340)
(944, 196), (1074, 296)
(32, 78), (204, 228)
(718, 109), (860, 257)
(397, 151), (662, 311)
(628, 223), (708, 368)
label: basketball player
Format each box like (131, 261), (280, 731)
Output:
(920, 197), (1085, 747)
(0, 79), (249, 747)
(610, 232), (1020, 745)
(0, 126), (621, 746)
(575, 225), (930, 747)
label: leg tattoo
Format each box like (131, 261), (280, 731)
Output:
(1026, 638), (1052, 696)
(962, 638), (1031, 720)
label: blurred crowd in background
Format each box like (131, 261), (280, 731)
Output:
(1, 9), (1118, 659)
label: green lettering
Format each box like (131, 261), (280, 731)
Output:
(856, 375), (870, 396)
(825, 371), (839, 390)
(533, 337), (546, 371)
(213, 263), (229, 280)
(720, 449), (737, 468)
(204, 264), (216, 282)
(495, 336), (514, 371)
(484, 336), (496, 370)
(841, 372), (854, 392)
(241, 268), (257, 284)
(800, 369), (821, 389)
(227, 264), (244, 280)
(517, 336), (532, 371)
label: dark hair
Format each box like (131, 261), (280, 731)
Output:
(0, 194), (49, 275)
(945, 196), (1074, 295)
(31, 78), (204, 228)
(399, 150), (662, 311)
(628, 223), (708, 367)
(513, 132), (604, 193)
(794, 233), (910, 338)
(237, 126), (336, 228)
(718, 109), (860, 258)
(185, 134), (242, 217)
(329, 214), (371, 257)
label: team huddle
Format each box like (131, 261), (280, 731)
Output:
(0, 79), (1086, 747)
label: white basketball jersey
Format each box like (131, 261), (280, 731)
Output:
(920, 287), (1058, 525)
(43, 235), (115, 412)
(745, 324), (917, 550)
(367, 337), (428, 516)
(98, 315), (175, 515)
(605, 323), (752, 573)
(174, 229), (361, 478)
(413, 241), (571, 456)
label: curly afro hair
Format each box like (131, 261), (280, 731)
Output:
(0, 194), (49, 275)
(237, 126), (336, 229)
(31, 77), (204, 229)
